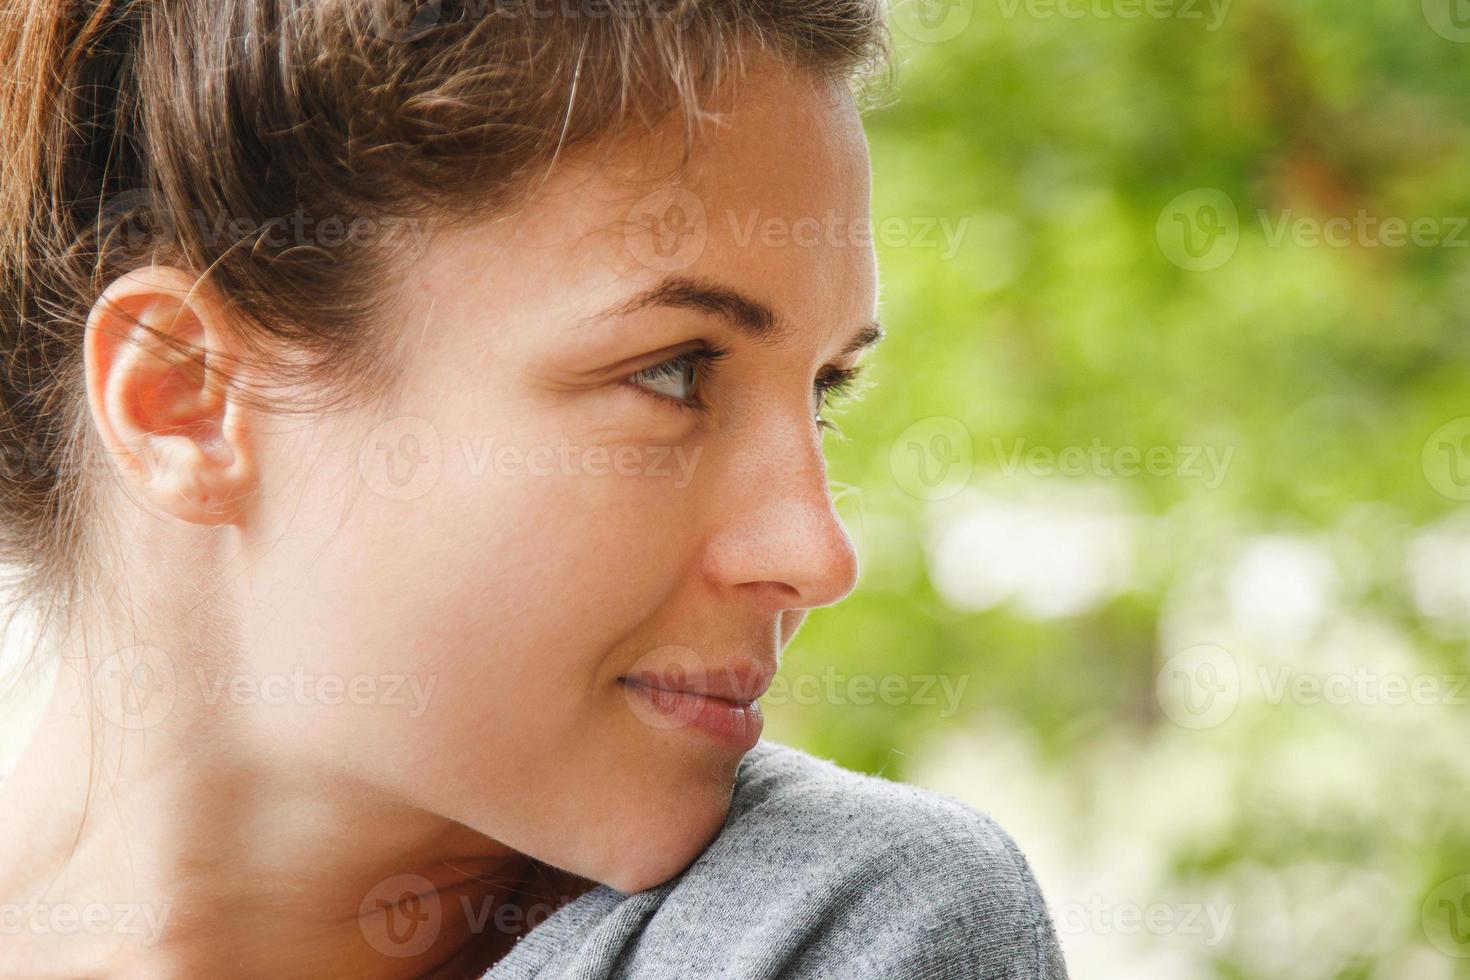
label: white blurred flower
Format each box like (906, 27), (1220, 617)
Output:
(925, 482), (1136, 618)
(1405, 513), (1470, 634)
(1224, 534), (1337, 645)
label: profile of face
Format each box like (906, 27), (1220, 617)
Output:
(86, 60), (878, 895)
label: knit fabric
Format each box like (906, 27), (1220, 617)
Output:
(484, 739), (1069, 979)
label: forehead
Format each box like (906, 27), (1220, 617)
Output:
(406, 61), (878, 353)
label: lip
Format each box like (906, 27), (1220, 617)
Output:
(619, 662), (773, 752)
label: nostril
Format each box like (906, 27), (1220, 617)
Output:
(747, 580), (803, 607)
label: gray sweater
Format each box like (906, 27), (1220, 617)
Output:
(484, 739), (1069, 979)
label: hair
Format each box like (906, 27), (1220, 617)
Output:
(0, 0), (894, 681)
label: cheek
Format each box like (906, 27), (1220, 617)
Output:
(415, 456), (701, 696)
(244, 395), (731, 886)
(356, 451), (735, 886)
(281, 439), (706, 776)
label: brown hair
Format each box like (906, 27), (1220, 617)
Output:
(0, 0), (893, 669)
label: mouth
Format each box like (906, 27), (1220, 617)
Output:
(618, 664), (772, 751)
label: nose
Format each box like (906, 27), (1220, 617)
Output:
(702, 423), (860, 611)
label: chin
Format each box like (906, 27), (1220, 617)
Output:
(598, 823), (724, 894)
(594, 761), (739, 894)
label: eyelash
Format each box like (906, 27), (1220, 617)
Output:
(812, 364), (865, 434)
(624, 343), (867, 433)
(624, 344), (730, 421)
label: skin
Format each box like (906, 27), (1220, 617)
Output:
(0, 55), (880, 978)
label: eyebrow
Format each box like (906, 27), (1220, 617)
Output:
(581, 274), (885, 357)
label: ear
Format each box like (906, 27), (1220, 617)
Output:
(84, 266), (257, 526)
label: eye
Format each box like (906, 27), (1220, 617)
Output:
(625, 345), (729, 412)
(813, 363), (867, 434)
(626, 346), (869, 430)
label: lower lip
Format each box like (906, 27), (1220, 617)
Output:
(620, 679), (764, 751)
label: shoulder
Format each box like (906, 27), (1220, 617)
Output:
(729, 738), (1034, 864)
(681, 739), (1070, 978)
(484, 740), (1070, 979)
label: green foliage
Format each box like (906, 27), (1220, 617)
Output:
(767, 3), (1470, 974)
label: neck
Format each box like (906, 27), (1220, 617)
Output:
(0, 653), (589, 979)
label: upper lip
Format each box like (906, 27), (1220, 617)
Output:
(620, 661), (775, 705)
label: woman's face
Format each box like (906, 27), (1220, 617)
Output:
(236, 62), (878, 892)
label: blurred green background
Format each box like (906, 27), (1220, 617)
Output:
(763, 0), (1470, 976)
